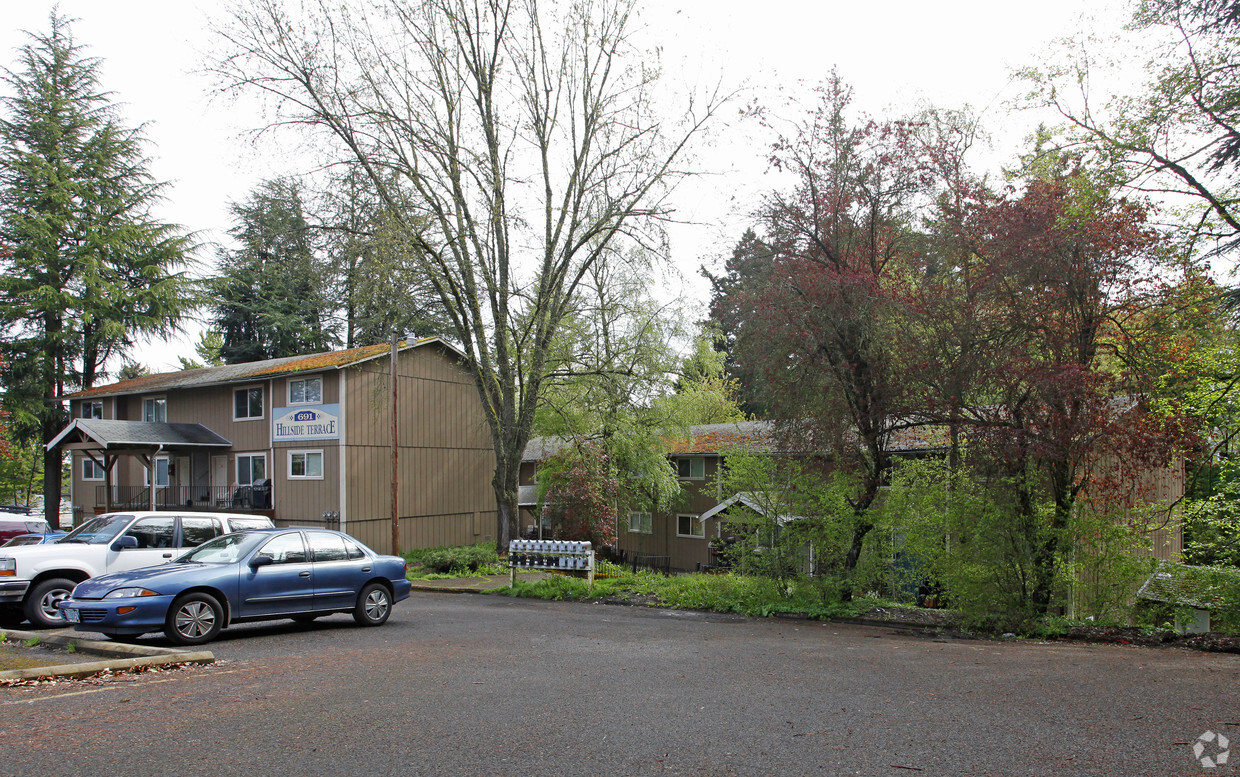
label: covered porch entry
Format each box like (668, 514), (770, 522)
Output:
(49, 418), (246, 516)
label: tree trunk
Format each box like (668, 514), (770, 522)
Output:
(41, 408), (62, 528)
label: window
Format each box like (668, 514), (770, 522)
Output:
(81, 458), (105, 481)
(677, 514), (704, 538)
(144, 456), (170, 487)
(289, 376), (323, 405)
(80, 400), (103, 419)
(307, 531), (347, 562)
(234, 386), (263, 420)
(288, 450), (324, 479)
(628, 512), (652, 534)
(229, 516), (274, 532)
(122, 516), (175, 549)
(676, 457), (705, 479)
(236, 453), (267, 486)
(254, 533), (308, 564)
(180, 517), (223, 547)
(142, 397), (167, 423)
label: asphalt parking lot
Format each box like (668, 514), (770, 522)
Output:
(3, 592), (1238, 776)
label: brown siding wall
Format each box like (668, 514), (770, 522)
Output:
(64, 344), (497, 552)
(342, 344), (496, 554)
(617, 456), (720, 572)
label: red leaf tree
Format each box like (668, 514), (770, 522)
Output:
(722, 77), (946, 594)
(959, 172), (1202, 612)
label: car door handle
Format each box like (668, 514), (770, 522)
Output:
(362, 567), (371, 572)
(299, 571), (311, 577)
(163, 553), (173, 558)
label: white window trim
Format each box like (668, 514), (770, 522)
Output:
(142, 396), (167, 423)
(676, 457), (705, 481)
(288, 375), (324, 406)
(233, 385), (265, 421)
(144, 455), (170, 487)
(676, 514), (705, 539)
(236, 452), (268, 486)
(81, 457), (105, 481)
(287, 449), (325, 480)
(628, 511), (652, 534)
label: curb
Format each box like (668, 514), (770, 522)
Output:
(0, 628), (214, 681)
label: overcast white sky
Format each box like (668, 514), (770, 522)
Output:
(0, 0), (1133, 372)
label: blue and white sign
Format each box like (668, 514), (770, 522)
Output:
(272, 404), (341, 442)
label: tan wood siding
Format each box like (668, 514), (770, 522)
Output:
(270, 444), (342, 523)
(339, 344), (496, 553)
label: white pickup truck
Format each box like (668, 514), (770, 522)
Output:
(0, 511), (274, 628)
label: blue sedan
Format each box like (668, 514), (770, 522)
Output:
(57, 528), (413, 645)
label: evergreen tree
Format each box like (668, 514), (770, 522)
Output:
(318, 167), (448, 347)
(0, 13), (193, 522)
(211, 177), (337, 363)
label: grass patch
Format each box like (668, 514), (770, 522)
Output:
(500, 569), (877, 620)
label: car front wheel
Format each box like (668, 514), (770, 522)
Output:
(165, 592), (223, 646)
(25, 577), (75, 628)
(353, 583), (392, 627)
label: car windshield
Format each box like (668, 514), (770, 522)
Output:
(174, 531), (267, 564)
(58, 515), (135, 545)
(1, 535), (43, 547)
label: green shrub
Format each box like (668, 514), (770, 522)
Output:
(404, 543), (503, 575)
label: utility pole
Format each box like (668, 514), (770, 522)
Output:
(390, 333), (400, 556)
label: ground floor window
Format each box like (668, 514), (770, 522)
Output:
(288, 450), (323, 479)
(628, 512), (652, 534)
(144, 456), (169, 487)
(236, 453), (267, 486)
(677, 514), (704, 538)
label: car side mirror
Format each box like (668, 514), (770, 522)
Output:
(111, 536), (139, 551)
(249, 555), (274, 568)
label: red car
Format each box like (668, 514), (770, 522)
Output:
(0, 513), (52, 545)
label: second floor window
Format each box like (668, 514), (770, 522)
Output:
(142, 397), (166, 423)
(82, 458), (105, 481)
(81, 400), (103, 419)
(234, 387), (263, 420)
(289, 376), (322, 405)
(676, 457), (704, 479)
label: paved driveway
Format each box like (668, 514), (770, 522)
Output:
(3, 593), (1237, 776)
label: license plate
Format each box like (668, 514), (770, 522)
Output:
(63, 608), (80, 623)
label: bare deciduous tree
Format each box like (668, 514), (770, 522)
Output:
(211, 0), (723, 548)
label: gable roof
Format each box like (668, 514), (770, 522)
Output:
(48, 419), (232, 451)
(523, 419), (949, 462)
(67, 337), (465, 400)
(697, 492), (808, 525)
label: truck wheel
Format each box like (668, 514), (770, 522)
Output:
(25, 577), (75, 628)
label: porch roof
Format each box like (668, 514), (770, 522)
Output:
(47, 419), (232, 451)
(697, 492), (807, 525)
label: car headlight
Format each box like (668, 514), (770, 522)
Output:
(0, 557), (13, 577)
(103, 587), (160, 599)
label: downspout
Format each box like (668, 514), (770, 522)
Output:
(268, 378), (275, 518)
(338, 368), (347, 535)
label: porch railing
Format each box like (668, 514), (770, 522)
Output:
(94, 485), (273, 512)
